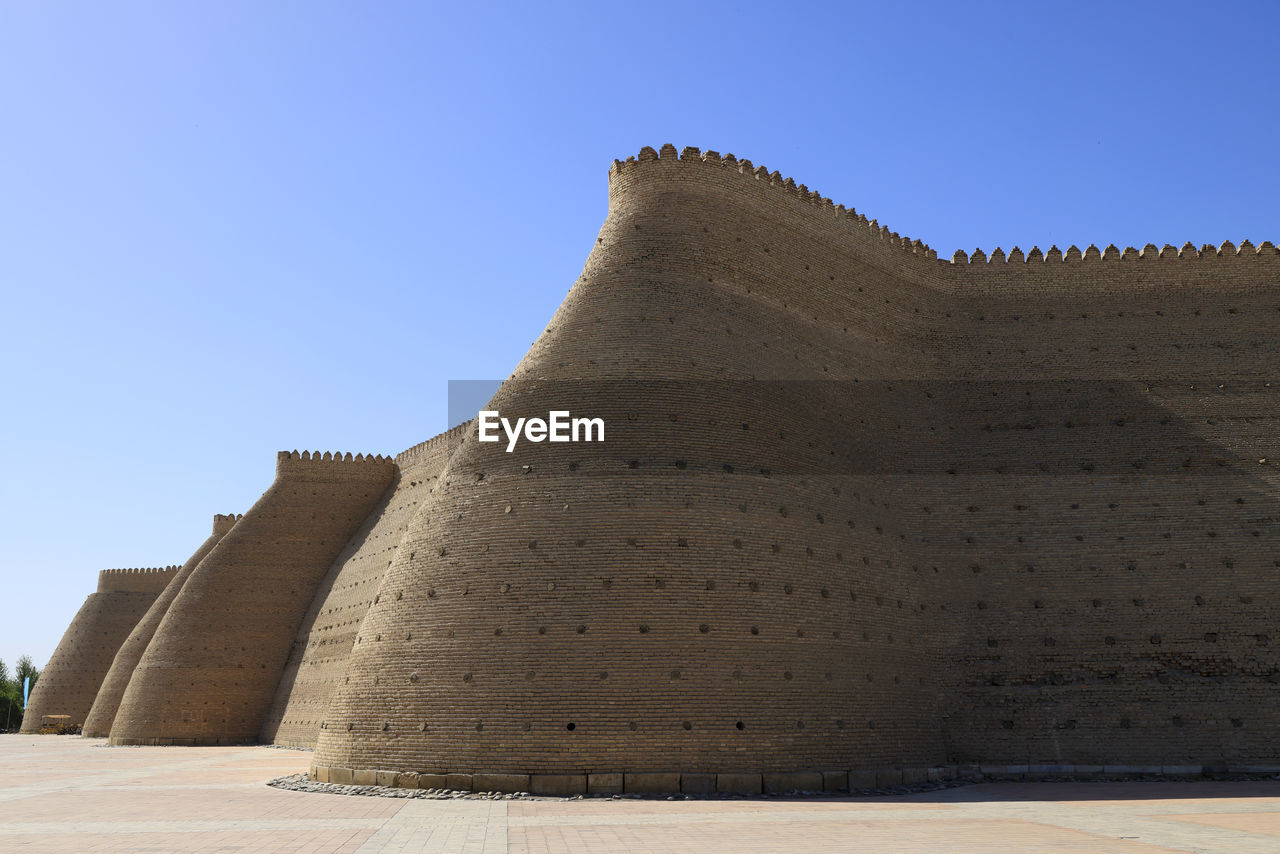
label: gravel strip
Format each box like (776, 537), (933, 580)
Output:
(267, 771), (1280, 802)
(266, 773), (974, 801)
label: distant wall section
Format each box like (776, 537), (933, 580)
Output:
(83, 514), (241, 738)
(21, 567), (179, 732)
(109, 452), (395, 745)
(262, 425), (469, 746)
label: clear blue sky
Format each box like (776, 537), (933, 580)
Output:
(2, 1), (1278, 671)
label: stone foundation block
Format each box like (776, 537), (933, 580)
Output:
(445, 774), (473, 792)
(352, 769), (378, 786)
(848, 770), (878, 789)
(375, 770), (397, 787)
(680, 773), (716, 794)
(980, 765), (1027, 779)
(764, 772), (823, 793)
(716, 773), (762, 794)
(530, 774), (586, 796)
(1162, 765), (1202, 775)
(625, 773), (680, 794)
(395, 772), (418, 788)
(473, 773), (529, 793)
(1228, 765), (1280, 774)
(822, 771), (848, 791)
(418, 774), (447, 789)
(312, 765), (329, 783)
(1026, 765), (1071, 778)
(587, 773), (623, 794)
(875, 768), (903, 787)
(900, 767), (927, 785)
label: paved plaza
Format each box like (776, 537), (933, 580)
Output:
(3, 736), (1280, 853)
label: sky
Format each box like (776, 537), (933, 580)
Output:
(1, 0), (1278, 671)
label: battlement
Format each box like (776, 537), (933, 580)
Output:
(97, 566), (181, 594)
(274, 450), (397, 482)
(609, 143), (938, 264)
(276, 450), (393, 463)
(950, 240), (1279, 265)
(608, 146), (1278, 286)
(212, 513), (242, 536)
(395, 419), (473, 467)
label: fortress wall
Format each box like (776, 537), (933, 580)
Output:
(96, 567), (181, 594)
(21, 567), (180, 732)
(38, 145), (1277, 784)
(927, 262), (1280, 765)
(109, 452), (395, 745)
(83, 514), (241, 738)
(311, 145), (963, 782)
(261, 424), (469, 746)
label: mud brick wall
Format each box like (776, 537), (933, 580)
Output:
(21, 567), (179, 731)
(40, 143), (1279, 786)
(262, 425), (468, 746)
(312, 144), (959, 779)
(83, 514), (241, 738)
(109, 452), (395, 745)
(936, 248), (1280, 765)
(311, 145), (1280, 783)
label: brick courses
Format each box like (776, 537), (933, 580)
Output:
(35, 143), (1280, 793)
(21, 567), (179, 732)
(260, 426), (467, 746)
(109, 452), (395, 745)
(82, 514), (240, 737)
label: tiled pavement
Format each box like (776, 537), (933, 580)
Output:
(3, 736), (1280, 853)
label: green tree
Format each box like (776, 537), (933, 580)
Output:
(1, 655), (41, 732)
(15, 656), (38, 693)
(1, 658), (18, 732)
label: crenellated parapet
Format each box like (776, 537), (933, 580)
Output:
(395, 420), (474, 467)
(951, 240), (1279, 265)
(97, 566), (180, 594)
(609, 144), (938, 268)
(277, 449), (393, 463)
(275, 450), (397, 481)
(606, 145), (1279, 292)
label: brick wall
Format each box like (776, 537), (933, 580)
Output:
(310, 144), (1280, 782)
(83, 514), (240, 738)
(311, 146), (959, 778)
(262, 426), (468, 746)
(108, 453), (395, 745)
(21, 567), (179, 731)
(41, 143), (1280, 786)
